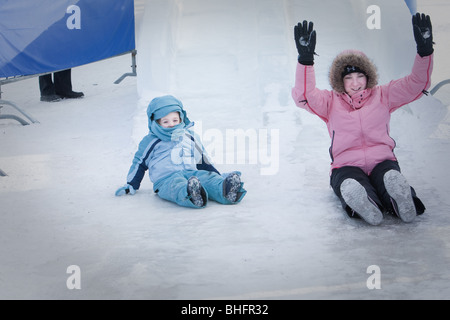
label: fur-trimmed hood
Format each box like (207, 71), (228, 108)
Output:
(329, 50), (378, 93)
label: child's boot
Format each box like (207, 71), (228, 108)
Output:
(224, 172), (241, 203)
(383, 170), (416, 223)
(340, 178), (383, 226)
(187, 176), (205, 207)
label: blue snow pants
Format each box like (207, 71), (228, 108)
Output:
(153, 170), (246, 208)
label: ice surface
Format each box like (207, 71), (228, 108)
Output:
(1, 0), (450, 299)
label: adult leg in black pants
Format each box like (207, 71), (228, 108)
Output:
(369, 160), (425, 221)
(330, 165), (384, 225)
(39, 69), (84, 102)
(330, 160), (425, 225)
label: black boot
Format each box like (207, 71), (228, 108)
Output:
(54, 69), (84, 99)
(187, 176), (205, 207)
(59, 91), (84, 99)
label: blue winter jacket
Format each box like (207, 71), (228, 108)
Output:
(126, 95), (218, 191)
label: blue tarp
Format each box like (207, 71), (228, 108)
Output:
(0, 0), (135, 78)
(404, 0), (417, 15)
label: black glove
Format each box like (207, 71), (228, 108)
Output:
(412, 13), (434, 57)
(294, 20), (316, 65)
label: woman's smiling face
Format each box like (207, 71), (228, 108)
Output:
(343, 72), (367, 96)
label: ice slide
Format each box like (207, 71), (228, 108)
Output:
(136, 0), (420, 105)
(132, 0), (447, 150)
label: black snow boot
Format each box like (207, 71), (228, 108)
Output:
(187, 176), (205, 207)
(224, 172), (241, 203)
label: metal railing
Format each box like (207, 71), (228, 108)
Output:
(430, 79), (450, 96)
(0, 49), (137, 126)
(0, 50), (137, 177)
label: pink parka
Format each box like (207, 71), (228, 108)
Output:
(292, 53), (433, 175)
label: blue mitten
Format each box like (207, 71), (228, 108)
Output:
(115, 184), (136, 196)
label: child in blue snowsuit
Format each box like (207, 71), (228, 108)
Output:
(115, 95), (246, 208)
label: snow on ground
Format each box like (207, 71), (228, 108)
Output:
(1, 0), (450, 299)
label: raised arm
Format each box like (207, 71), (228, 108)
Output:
(381, 13), (434, 112)
(292, 20), (331, 122)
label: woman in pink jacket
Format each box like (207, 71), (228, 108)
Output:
(292, 13), (434, 225)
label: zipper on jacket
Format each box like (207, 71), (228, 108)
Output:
(329, 130), (335, 163)
(387, 124), (397, 153)
(358, 111), (369, 172)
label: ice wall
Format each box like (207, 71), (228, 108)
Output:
(136, 0), (417, 106)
